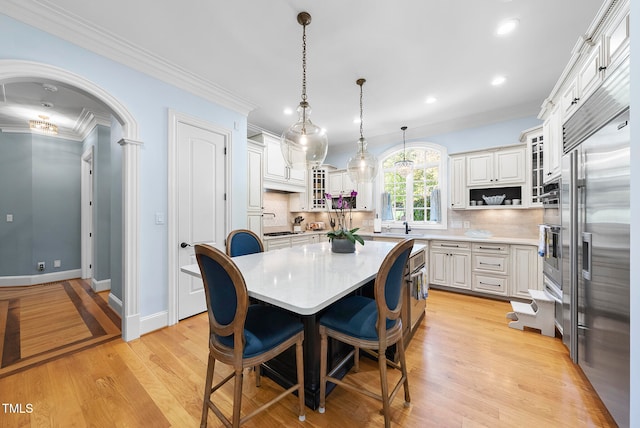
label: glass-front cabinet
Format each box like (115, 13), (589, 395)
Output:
(310, 167), (328, 210)
(520, 126), (544, 207)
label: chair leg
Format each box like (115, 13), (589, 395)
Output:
(354, 346), (360, 372)
(397, 337), (411, 406)
(295, 338), (306, 421)
(378, 350), (391, 428)
(255, 365), (261, 387)
(231, 368), (243, 428)
(200, 353), (216, 428)
(318, 329), (328, 413)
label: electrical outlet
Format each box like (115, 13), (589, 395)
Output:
(463, 221), (470, 229)
(54, 260), (61, 268)
(37, 262), (45, 271)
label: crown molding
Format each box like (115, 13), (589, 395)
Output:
(1, 0), (257, 116)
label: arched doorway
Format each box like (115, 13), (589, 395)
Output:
(0, 60), (142, 341)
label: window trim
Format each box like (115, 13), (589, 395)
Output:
(377, 141), (448, 230)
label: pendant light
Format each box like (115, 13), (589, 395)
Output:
(347, 78), (378, 183)
(281, 11), (328, 170)
(395, 126), (413, 178)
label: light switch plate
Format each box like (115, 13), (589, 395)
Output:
(6, 214), (13, 222)
(155, 212), (165, 225)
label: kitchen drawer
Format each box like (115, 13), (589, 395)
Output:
(472, 273), (508, 296)
(265, 238), (291, 251)
(472, 253), (508, 274)
(290, 235), (311, 246)
(471, 242), (509, 254)
(431, 240), (470, 250)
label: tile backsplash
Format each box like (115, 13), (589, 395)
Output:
(262, 190), (543, 239)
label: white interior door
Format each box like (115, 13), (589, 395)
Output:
(177, 121), (226, 319)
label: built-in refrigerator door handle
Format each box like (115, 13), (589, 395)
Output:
(582, 232), (592, 281)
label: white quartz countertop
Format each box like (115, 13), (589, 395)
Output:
(359, 231), (538, 246)
(181, 241), (425, 316)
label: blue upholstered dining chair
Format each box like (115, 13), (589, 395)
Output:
(318, 238), (414, 428)
(226, 229), (264, 257)
(194, 244), (305, 428)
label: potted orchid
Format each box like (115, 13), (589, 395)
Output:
(324, 190), (364, 253)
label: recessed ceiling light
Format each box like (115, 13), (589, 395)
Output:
(491, 75), (507, 86)
(353, 117), (361, 124)
(425, 96), (437, 104)
(283, 107), (293, 115)
(496, 18), (519, 36)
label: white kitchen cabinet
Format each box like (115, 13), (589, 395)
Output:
(328, 171), (356, 195)
(309, 167), (330, 210)
(247, 140), (264, 237)
(429, 241), (471, 290)
(250, 133), (306, 192)
(471, 243), (509, 296)
(265, 237), (291, 251)
(290, 235), (312, 247)
(602, 7), (630, 80)
(542, 106), (562, 184)
(466, 146), (525, 187)
(510, 245), (541, 299)
(520, 127), (544, 207)
(449, 155), (466, 209)
(328, 170), (373, 211)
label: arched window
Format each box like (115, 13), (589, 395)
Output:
(378, 143), (447, 229)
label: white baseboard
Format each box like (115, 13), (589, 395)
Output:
(0, 269), (83, 286)
(140, 311), (169, 336)
(108, 292), (123, 317)
(92, 278), (111, 292)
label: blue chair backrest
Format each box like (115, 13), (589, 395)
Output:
(229, 231), (263, 257)
(199, 252), (239, 326)
(384, 246), (412, 312)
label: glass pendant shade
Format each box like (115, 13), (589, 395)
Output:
(281, 101), (328, 169)
(281, 11), (328, 170)
(346, 78), (378, 183)
(347, 137), (378, 183)
(395, 125), (413, 177)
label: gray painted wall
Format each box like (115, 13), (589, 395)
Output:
(0, 133), (34, 274)
(0, 132), (82, 276)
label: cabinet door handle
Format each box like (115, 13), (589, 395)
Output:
(479, 246), (502, 251)
(441, 244), (460, 248)
(598, 66), (607, 71)
(479, 262), (502, 267)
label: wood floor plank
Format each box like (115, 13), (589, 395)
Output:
(0, 288), (618, 427)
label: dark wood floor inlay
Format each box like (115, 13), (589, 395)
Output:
(62, 281), (107, 337)
(0, 279), (121, 379)
(1, 299), (20, 368)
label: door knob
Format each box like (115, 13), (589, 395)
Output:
(180, 242), (191, 248)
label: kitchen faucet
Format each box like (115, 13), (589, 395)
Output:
(404, 221), (411, 234)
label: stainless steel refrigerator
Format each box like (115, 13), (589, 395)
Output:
(561, 60), (629, 427)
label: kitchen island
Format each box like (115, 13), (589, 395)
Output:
(181, 240), (425, 409)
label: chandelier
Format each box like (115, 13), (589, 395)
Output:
(395, 126), (413, 178)
(29, 115), (58, 135)
(281, 11), (328, 170)
(346, 78), (378, 183)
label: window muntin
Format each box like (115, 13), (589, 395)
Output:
(380, 145), (445, 227)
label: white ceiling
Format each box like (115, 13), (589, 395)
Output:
(0, 0), (605, 147)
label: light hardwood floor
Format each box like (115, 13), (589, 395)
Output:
(0, 288), (616, 427)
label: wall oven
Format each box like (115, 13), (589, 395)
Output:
(540, 179), (562, 332)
